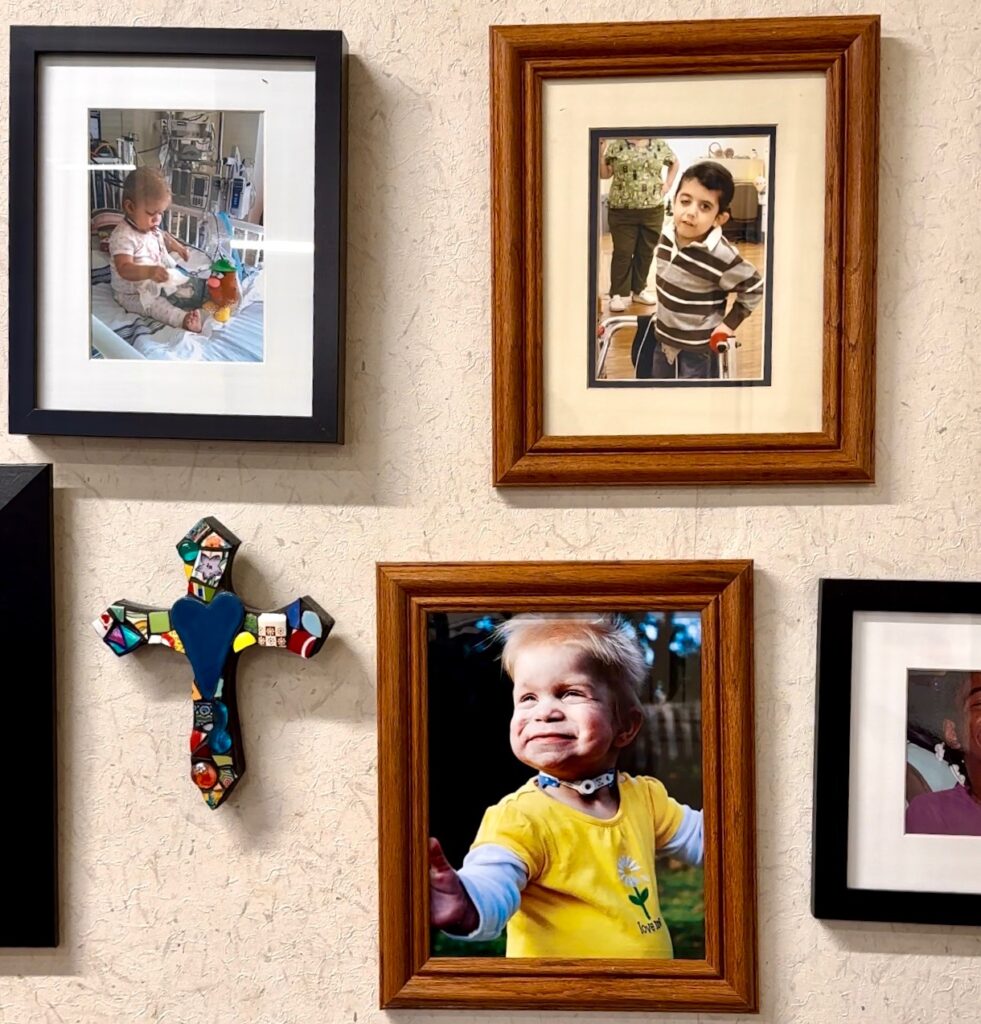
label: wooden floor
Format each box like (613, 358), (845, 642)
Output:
(596, 235), (766, 381)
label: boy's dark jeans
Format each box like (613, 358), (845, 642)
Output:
(607, 205), (664, 297)
(650, 342), (713, 379)
(633, 316), (716, 379)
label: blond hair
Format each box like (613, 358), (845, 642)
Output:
(497, 614), (646, 725)
(122, 166), (171, 208)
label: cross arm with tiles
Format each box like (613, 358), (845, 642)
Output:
(93, 517), (334, 808)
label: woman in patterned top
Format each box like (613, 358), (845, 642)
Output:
(601, 137), (678, 312)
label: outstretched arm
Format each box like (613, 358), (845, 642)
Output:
(429, 838), (527, 942)
(164, 232), (190, 261)
(659, 805), (704, 866)
(112, 254), (170, 283)
(429, 838), (480, 935)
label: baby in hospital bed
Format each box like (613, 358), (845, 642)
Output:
(108, 167), (203, 334)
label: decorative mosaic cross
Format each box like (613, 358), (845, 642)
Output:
(93, 517), (334, 809)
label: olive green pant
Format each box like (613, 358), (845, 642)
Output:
(607, 205), (665, 298)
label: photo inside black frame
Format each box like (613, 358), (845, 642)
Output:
(905, 668), (981, 838)
(427, 610), (703, 959)
(88, 107), (266, 363)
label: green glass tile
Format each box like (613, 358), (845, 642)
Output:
(148, 610), (171, 634)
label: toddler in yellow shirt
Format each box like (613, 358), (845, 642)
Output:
(429, 614), (703, 958)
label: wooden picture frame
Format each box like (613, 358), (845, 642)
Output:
(490, 16), (879, 486)
(812, 578), (981, 926)
(0, 464), (58, 946)
(377, 560), (756, 1012)
(9, 26), (346, 443)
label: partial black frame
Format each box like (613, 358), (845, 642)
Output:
(587, 125), (776, 389)
(812, 577), (981, 926)
(9, 26), (346, 443)
(0, 464), (58, 946)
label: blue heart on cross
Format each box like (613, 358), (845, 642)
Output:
(170, 592), (245, 699)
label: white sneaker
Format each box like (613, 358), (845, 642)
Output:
(632, 290), (656, 305)
(609, 294), (626, 312)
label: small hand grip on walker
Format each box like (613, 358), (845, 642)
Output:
(710, 331), (732, 353)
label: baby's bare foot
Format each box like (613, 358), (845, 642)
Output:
(183, 309), (203, 333)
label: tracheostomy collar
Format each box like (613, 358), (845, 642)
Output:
(537, 770), (617, 796)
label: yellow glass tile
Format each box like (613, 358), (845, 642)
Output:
(232, 631), (257, 653)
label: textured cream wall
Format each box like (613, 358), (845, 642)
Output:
(1, 1), (979, 1021)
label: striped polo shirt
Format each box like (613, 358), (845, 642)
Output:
(654, 222), (764, 347)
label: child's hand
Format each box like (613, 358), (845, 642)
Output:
(709, 329), (735, 352)
(172, 240), (190, 261)
(428, 838), (479, 935)
(150, 265), (170, 283)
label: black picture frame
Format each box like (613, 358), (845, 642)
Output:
(812, 577), (981, 926)
(0, 464), (58, 946)
(8, 26), (346, 443)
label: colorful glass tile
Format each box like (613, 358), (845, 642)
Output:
(125, 611), (149, 636)
(150, 630), (185, 654)
(178, 538), (199, 563)
(301, 610), (323, 638)
(201, 531), (232, 550)
(192, 761), (218, 789)
(187, 519), (212, 543)
(92, 516), (334, 809)
(191, 549), (228, 587)
(257, 612), (288, 648)
(170, 593), (244, 699)
(287, 629), (317, 658)
(148, 610), (171, 634)
(232, 631), (257, 653)
(104, 618), (145, 655)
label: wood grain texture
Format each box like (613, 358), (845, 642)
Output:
(376, 560), (757, 1012)
(490, 15), (879, 486)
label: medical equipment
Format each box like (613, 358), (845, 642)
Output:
(160, 114), (257, 220)
(595, 313), (741, 381)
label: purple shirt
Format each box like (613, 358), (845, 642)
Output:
(906, 784), (981, 837)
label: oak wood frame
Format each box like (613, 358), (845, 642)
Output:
(491, 16), (879, 485)
(377, 560), (756, 1012)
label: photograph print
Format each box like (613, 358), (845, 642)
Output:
(427, 611), (704, 960)
(906, 669), (981, 837)
(591, 128), (774, 387)
(89, 108), (265, 362)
